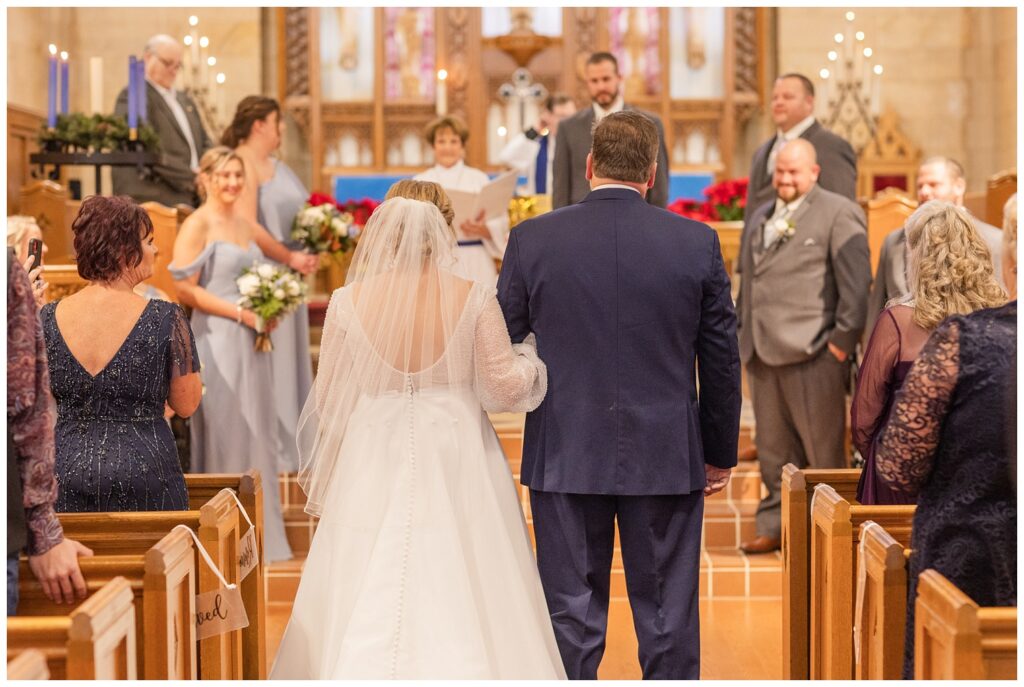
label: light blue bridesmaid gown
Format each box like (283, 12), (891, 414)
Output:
(169, 240), (293, 563)
(258, 159), (314, 473)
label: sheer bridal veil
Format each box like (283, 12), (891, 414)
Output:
(295, 197), (476, 515)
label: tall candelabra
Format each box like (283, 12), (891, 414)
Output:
(817, 10), (884, 153)
(180, 15), (229, 135)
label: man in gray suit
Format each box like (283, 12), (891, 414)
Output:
(737, 139), (871, 553)
(744, 73), (857, 224)
(552, 52), (669, 209)
(866, 156), (1006, 335)
(112, 35), (213, 208)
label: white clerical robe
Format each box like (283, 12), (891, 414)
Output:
(415, 160), (509, 285)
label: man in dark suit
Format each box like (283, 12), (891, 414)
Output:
(737, 139), (871, 554)
(866, 156), (1006, 335)
(552, 52), (670, 209)
(744, 73), (857, 222)
(112, 35), (213, 207)
(498, 111), (741, 679)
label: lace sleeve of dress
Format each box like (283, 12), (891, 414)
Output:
(7, 261), (63, 555)
(850, 308), (901, 456)
(874, 318), (960, 496)
(166, 304), (201, 378)
(473, 293), (547, 413)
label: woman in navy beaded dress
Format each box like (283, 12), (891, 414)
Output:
(40, 196), (202, 512)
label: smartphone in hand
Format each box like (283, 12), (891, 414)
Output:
(26, 238), (43, 273)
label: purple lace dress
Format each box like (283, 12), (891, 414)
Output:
(851, 305), (929, 505)
(875, 301), (1017, 678)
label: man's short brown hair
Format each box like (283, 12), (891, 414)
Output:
(590, 111), (659, 184)
(423, 115), (470, 145)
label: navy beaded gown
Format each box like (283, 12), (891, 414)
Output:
(40, 299), (199, 512)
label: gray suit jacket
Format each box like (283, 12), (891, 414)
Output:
(865, 215), (1005, 336)
(112, 83), (213, 207)
(743, 120), (857, 233)
(552, 105), (670, 209)
(737, 184), (872, 367)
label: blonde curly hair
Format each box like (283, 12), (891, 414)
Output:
(904, 200), (1006, 330)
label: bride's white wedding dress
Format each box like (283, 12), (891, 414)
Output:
(269, 201), (566, 679)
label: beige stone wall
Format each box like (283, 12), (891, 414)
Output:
(767, 7), (1016, 192)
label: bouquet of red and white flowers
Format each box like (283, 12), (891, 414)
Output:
(291, 192), (360, 257)
(236, 262), (309, 352)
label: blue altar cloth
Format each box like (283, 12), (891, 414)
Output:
(334, 172), (714, 204)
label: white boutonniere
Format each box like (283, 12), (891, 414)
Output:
(772, 217), (797, 246)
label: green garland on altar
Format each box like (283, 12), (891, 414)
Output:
(38, 113), (161, 154)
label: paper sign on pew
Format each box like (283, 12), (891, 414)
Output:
(172, 525), (250, 641)
(221, 489), (258, 581)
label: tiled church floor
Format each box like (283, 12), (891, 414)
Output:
(264, 411), (781, 678)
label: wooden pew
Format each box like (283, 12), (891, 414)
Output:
(7, 576), (137, 679)
(140, 201), (181, 302)
(809, 485), (915, 679)
(854, 521), (912, 679)
(915, 569), (1017, 679)
(18, 180), (77, 262)
(861, 188), (917, 277)
(985, 168), (1016, 228)
(185, 471), (268, 680)
(6, 649), (50, 679)
(56, 490), (244, 680)
(15, 528), (195, 679)
(780, 464), (862, 679)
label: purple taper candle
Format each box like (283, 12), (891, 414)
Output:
(127, 55), (138, 133)
(47, 52), (57, 128)
(60, 52), (69, 114)
(136, 59), (147, 123)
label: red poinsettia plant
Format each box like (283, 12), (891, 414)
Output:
(668, 177), (749, 222)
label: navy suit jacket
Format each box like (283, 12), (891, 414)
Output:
(497, 187), (741, 495)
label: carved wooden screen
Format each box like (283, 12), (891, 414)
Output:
(278, 7), (768, 190)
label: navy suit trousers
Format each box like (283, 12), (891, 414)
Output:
(529, 489), (704, 679)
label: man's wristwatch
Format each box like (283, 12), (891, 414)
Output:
(524, 127), (540, 141)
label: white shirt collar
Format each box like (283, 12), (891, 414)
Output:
(773, 189), (809, 216)
(593, 95), (625, 122)
(778, 114), (817, 141)
(592, 183), (642, 195)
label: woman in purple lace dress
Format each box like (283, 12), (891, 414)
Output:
(875, 194), (1016, 677)
(851, 201), (1005, 504)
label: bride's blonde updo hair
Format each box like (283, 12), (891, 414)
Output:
(197, 145), (244, 202)
(904, 200), (1006, 330)
(385, 180), (455, 235)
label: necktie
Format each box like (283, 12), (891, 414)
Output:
(535, 134), (549, 194)
(763, 203), (789, 249)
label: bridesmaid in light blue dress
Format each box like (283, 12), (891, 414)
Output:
(170, 146), (293, 563)
(229, 96), (316, 473)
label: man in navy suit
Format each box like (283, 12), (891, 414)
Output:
(497, 111), (741, 679)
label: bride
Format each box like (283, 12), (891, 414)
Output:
(269, 190), (566, 679)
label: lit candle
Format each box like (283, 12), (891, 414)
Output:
(871, 64), (883, 117)
(188, 16), (200, 78)
(59, 51), (69, 114)
(199, 36), (209, 86)
(47, 44), (58, 128)
(127, 55), (138, 137)
(215, 72), (226, 122)
(436, 68), (448, 116)
(135, 58), (147, 122)
(89, 57), (103, 114)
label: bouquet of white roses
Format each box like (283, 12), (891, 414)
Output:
(291, 193), (359, 257)
(236, 262), (309, 352)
